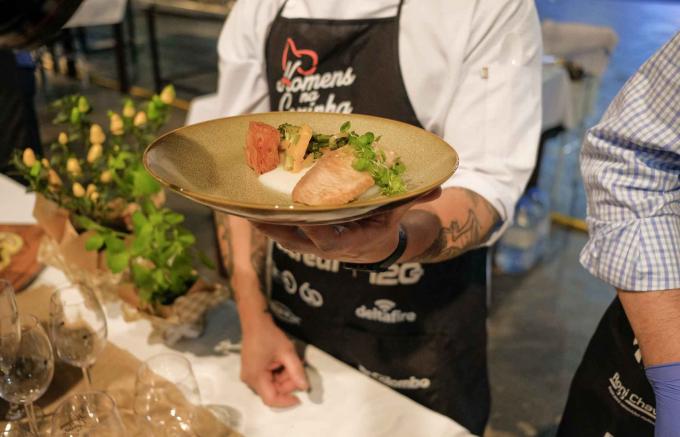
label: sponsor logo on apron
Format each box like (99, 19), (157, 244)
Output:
(355, 299), (417, 323)
(608, 372), (656, 424)
(272, 265), (324, 308)
(270, 300), (302, 325)
(275, 37), (356, 113)
(368, 263), (424, 286)
(358, 364), (431, 390)
(275, 243), (340, 273)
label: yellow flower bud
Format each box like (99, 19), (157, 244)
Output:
(72, 182), (85, 198)
(48, 169), (62, 187)
(22, 148), (36, 167)
(66, 158), (82, 176)
(58, 132), (69, 145)
(160, 85), (176, 105)
(110, 113), (124, 135)
(41, 158), (50, 168)
(86, 183), (97, 196)
(123, 101), (135, 118)
(87, 144), (103, 163)
(89, 191), (100, 202)
(133, 111), (147, 127)
(100, 170), (113, 184)
(89, 124), (106, 145)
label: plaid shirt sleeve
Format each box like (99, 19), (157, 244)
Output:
(579, 32), (680, 292)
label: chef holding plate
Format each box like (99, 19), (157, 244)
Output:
(212, 0), (541, 433)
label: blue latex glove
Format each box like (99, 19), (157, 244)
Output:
(646, 362), (680, 437)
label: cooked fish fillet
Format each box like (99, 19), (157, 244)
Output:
(292, 147), (374, 206)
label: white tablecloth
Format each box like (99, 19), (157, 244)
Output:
(0, 175), (474, 437)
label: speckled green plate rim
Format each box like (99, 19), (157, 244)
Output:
(143, 111), (459, 212)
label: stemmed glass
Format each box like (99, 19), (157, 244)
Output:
(51, 391), (126, 437)
(49, 284), (107, 389)
(0, 314), (55, 435)
(0, 279), (23, 423)
(133, 354), (201, 436)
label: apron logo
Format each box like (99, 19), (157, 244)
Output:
(281, 37), (318, 85)
(274, 268), (324, 308)
(368, 263), (424, 286)
(607, 372), (656, 424)
(270, 300), (302, 325)
(358, 365), (431, 390)
(275, 37), (356, 113)
(355, 299), (417, 323)
(633, 338), (642, 364)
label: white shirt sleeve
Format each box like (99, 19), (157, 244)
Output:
(214, 0), (283, 117)
(439, 0), (542, 242)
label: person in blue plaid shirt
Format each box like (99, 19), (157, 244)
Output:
(558, 32), (680, 437)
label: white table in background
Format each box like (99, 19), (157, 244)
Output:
(0, 174), (474, 437)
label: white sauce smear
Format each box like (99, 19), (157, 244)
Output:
(258, 165), (311, 195)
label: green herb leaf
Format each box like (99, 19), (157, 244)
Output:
(104, 236), (125, 253)
(177, 234), (195, 246)
(29, 162), (42, 177)
(132, 169), (161, 197)
(352, 158), (370, 171)
(340, 121), (351, 132)
(165, 212), (184, 225)
(131, 211), (147, 231)
(107, 251), (130, 273)
(85, 234), (104, 251)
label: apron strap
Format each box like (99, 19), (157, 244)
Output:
(275, 0), (290, 20)
(396, 0), (406, 18)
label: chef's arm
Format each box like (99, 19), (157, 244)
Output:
(618, 289), (680, 436)
(399, 187), (500, 263)
(215, 212), (271, 326)
(619, 289), (680, 366)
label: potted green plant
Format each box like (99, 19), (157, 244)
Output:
(13, 88), (224, 342)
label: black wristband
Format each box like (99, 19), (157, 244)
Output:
(341, 225), (408, 273)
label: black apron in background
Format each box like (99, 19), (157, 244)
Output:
(558, 297), (655, 437)
(263, 1), (490, 434)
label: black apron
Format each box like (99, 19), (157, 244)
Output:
(558, 297), (656, 436)
(264, 2), (490, 433)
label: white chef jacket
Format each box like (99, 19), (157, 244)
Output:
(209, 0), (542, 242)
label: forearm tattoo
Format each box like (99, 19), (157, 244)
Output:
(215, 212), (234, 275)
(250, 227), (269, 290)
(215, 212), (270, 313)
(414, 188), (500, 263)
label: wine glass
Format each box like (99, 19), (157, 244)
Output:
(133, 354), (201, 436)
(0, 279), (24, 423)
(49, 284), (107, 389)
(0, 314), (55, 435)
(50, 391), (126, 437)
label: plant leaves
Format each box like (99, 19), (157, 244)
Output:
(85, 234), (104, 251)
(132, 169), (161, 197)
(29, 162), (42, 177)
(107, 251), (130, 273)
(131, 210), (147, 231)
(165, 213), (184, 225)
(177, 233), (195, 245)
(104, 235), (125, 253)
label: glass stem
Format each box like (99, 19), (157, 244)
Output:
(24, 402), (39, 436)
(82, 365), (93, 388)
(5, 402), (24, 420)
